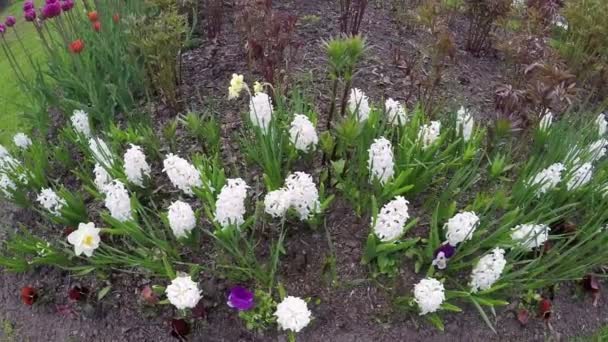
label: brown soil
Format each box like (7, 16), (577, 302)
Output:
(1, 0), (606, 341)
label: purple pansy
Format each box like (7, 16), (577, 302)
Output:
(227, 286), (254, 311)
(432, 243), (456, 270)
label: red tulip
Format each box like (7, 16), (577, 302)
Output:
(87, 11), (98, 22)
(69, 39), (84, 54)
(92, 21), (101, 32)
(20, 286), (36, 306)
(112, 13), (119, 23)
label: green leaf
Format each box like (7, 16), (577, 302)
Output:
(98, 285), (112, 301)
(426, 313), (445, 332)
(440, 302), (462, 312)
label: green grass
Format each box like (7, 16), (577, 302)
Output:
(0, 0), (45, 145)
(573, 325), (608, 342)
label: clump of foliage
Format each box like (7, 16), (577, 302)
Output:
(464, 0), (512, 55)
(339, 0), (368, 35)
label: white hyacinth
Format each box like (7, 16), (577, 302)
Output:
(67, 222), (101, 257)
(166, 275), (202, 310)
(529, 162), (565, 194)
(103, 180), (132, 222)
(413, 278), (445, 315)
(567, 163), (593, 191)
(511, 223), (550, 250)
(284, 172), (320, 220)
(163, 154), (202, 195)
(588, 139), (608, 162)
(71, 110), (91, 137)
(215, 178), (249, 228)
(123, 144), (151, 187)
(0, 145), (8, 158)
(444, 211), (480, 246)
(348, 88), (371, 122)
(539, 110), (553, 131)
(88, 138), (113, 166)
(249, 92), (273, 134)
(469, 248), (507, 293)
(418, 121), (441, 149)
(228, 73), (245, 99)
(456, 106), (474, 142)
(596, 113), (607, 136)
(289, 114), (318, 152)
(385, 98), (407, 126)
(37, 188), (66, 216)
(0, 174), (16, 198)
(368, 137), (394, 185)
(93, 163), (111, 194)
(372, 196), (410, 242)
(13, 133), (32, 149)
(274, 296), (312, 333)
(264, 188), (292, 218)
(167, 200), (196, 239)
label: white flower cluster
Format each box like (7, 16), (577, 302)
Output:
(249, 92), (273, 134)
(385, 98), (407, 126)
(168, 200), (196, 239)
(0, 144), (8, 158)
(0, 174), (16, 198)
(529, 162), (565, 194)
(348, 88), (370, 122)
(596, 113), (607, 136)
(71, 110), (91, 137)
(413, 277), (445, 315)
(456, 106), (474, 142)
(588, 139), (607, 162)
(289, 114), (318, 152)
(93, 163), (111, 193)
(469, 248), (507, 293)
(510, 223), (550, 250)
(163, 154), (202, 195)
(67, 222), (101, 257)
(274, 296), (312, 333)
(368, 137), (394, 184)
(539, 110), (553, 131)
(37, 188), (66, 216)
(264, 172), (320, 220)
(418, 121), (441, 149)
(88, 138), (113, 166)
(215, 178), (249, 228)
(228, 74), (245, 99)
(372, 196), (410, 242)
(123, 144), (151, 187)
(567, 163), (593, 191)
(166, 275), (202, 310)
(103, 180), (132, 222)
(13, 133), (32, 149)
(444, 211), (480, 246)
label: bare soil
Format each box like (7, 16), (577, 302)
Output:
(1, 0), (606, 341)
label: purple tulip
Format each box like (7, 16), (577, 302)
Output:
(24, 9), (36, 22)
(61, 0), (74, 12)
(5, 16), (16, 27)
(0, 23), (5, 35)
(227, 286), (254, 311)
(41, 2), (61, 19)
(431, 243), (456, 270)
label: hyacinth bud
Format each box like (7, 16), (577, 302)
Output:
(24, 9), (36, 22)
(61, 0), (74, 12)
(5, 16), (16, 27)
(0, 23), (5, 34)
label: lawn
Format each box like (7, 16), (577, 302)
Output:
(0, 0), (44, 145)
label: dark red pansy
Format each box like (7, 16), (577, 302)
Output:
(63, 226), (75, 236)
(20, 286), (36, 305)
(141, 285), (158, 305)
(68, 285), (89, 301)
(583, 275), (601, 306)
(538, 298), (552, 321)
(170, 319), (190, 339)
(192, 299), (206, 319)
